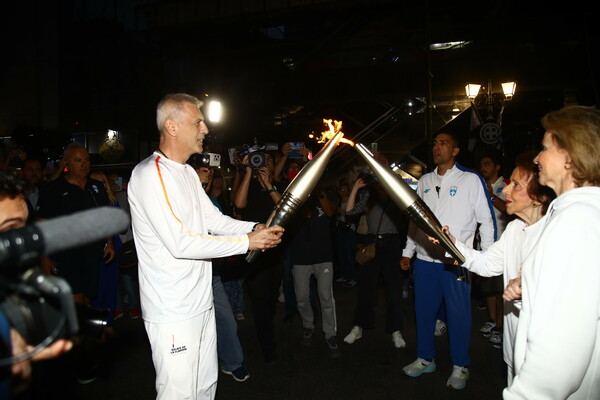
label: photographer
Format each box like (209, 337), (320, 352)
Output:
(0, 171), (73, 398)
(233, 150), (285, 365)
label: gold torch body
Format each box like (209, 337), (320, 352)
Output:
(245, 131), (344, 263)
(353, 143), (465, 264)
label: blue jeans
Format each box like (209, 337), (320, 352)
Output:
(213, 276), (244, 371)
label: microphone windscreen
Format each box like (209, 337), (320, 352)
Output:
(37, 207), (130, 256)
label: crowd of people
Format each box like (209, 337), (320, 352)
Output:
(0, 94), (599, 400)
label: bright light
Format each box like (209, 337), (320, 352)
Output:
(208, 101), (222, 123)
(465, 84), (481, 99)
(107, 129), (117, 140)
(501, 82), (517, 100)
(430, 41), (470, 51)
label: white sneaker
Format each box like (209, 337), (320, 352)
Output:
(403, 358), (436, 377)
(343, 326), (362, 344)
(446, 365), (469, 390)
(434, 319), (447, 336)
(392, 331), (406, 348)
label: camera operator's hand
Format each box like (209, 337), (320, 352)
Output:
(10, 328), (73, 394)
(241, 155), (252, 173)
(257, 166), (273, 190)
(281, 142), (292, 157)
(247, 225), (284, 252)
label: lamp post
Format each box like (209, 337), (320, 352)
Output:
(465, 79), (516, 149)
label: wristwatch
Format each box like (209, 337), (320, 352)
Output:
(267, 185), (278, 193)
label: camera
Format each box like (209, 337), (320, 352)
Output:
(0, 267), (108, 349)
(230, 139), (278, 170)
(188, 152), (221, 169)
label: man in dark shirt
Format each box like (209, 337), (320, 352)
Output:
(37, 143), (114, 305)
(233, 152), (284, 365)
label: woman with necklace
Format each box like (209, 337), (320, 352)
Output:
(429, 150), (555, 385)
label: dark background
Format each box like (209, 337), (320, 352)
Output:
(2, 1), (598, 175)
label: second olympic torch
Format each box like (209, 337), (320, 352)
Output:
(246, 130), (345, 263)
(354, 143), (465, 264)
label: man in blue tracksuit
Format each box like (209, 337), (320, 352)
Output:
(400, 132), (496, 390)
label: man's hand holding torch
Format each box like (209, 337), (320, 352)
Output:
(248, 224), (284, 252)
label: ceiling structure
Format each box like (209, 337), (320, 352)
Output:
(4, 1), (599, 172)
(130, 0), (599, 168)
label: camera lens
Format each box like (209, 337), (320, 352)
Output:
(249, 153), (265, 169)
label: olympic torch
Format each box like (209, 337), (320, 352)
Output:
(246, 128), (345, 263)
(354, 143), (465, 264)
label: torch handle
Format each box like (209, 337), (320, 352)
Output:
(245, 192), (303, 263)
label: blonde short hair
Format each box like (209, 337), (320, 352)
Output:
(541, 105), (600, 187)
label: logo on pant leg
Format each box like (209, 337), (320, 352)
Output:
(170, 335), (188, 355)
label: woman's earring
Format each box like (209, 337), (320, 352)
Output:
(531, 202), (540, 208)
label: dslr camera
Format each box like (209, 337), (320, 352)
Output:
(235, 139), (278, 170)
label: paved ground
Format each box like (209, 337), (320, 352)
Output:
(25, 278), (506, 400)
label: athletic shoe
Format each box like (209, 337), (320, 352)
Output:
(235, 314), (245, 321)
(335, 277), (347, 284)
(489, 329), (503, 349)
(434, 320), (447, 336)
(392, 331), (406, 348)
(446, 365), (469, 389)
(403, 358), (436, 377)
(477, 302), (487, 310)
(129, 308), (142, 319)
(221, 366), (250, 382)
(479, 321), (496, 337)
(343, 326), (362, 344)
(301, 328), (314, 346)
(326, 336), (341, 358)
(113, 309), (124, 320)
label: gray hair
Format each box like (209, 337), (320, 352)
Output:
(156, 93), (203, 133)
(63, 142), (87, 160)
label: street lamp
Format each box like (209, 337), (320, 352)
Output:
(465, 79), (517, 148)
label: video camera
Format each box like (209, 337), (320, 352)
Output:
(230, 138), (278, 170)
(0, 207), (129, 366)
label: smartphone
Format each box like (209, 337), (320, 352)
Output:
(288, 142), (305, 159)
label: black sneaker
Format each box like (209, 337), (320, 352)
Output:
(326, 336), (341, 358)
(301, 328), (314, 346)
(221, 366), (250, 382)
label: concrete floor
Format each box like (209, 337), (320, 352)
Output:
(25, 278), (506, 400)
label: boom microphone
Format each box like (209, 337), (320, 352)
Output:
(0, 207), (130, 272)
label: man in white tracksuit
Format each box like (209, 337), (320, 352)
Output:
(128, 93), (284, 400)
(400, 132), (496, 390)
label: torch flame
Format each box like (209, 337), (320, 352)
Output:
(317, 119), (354, 146)
(319, 119), (343, 143)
